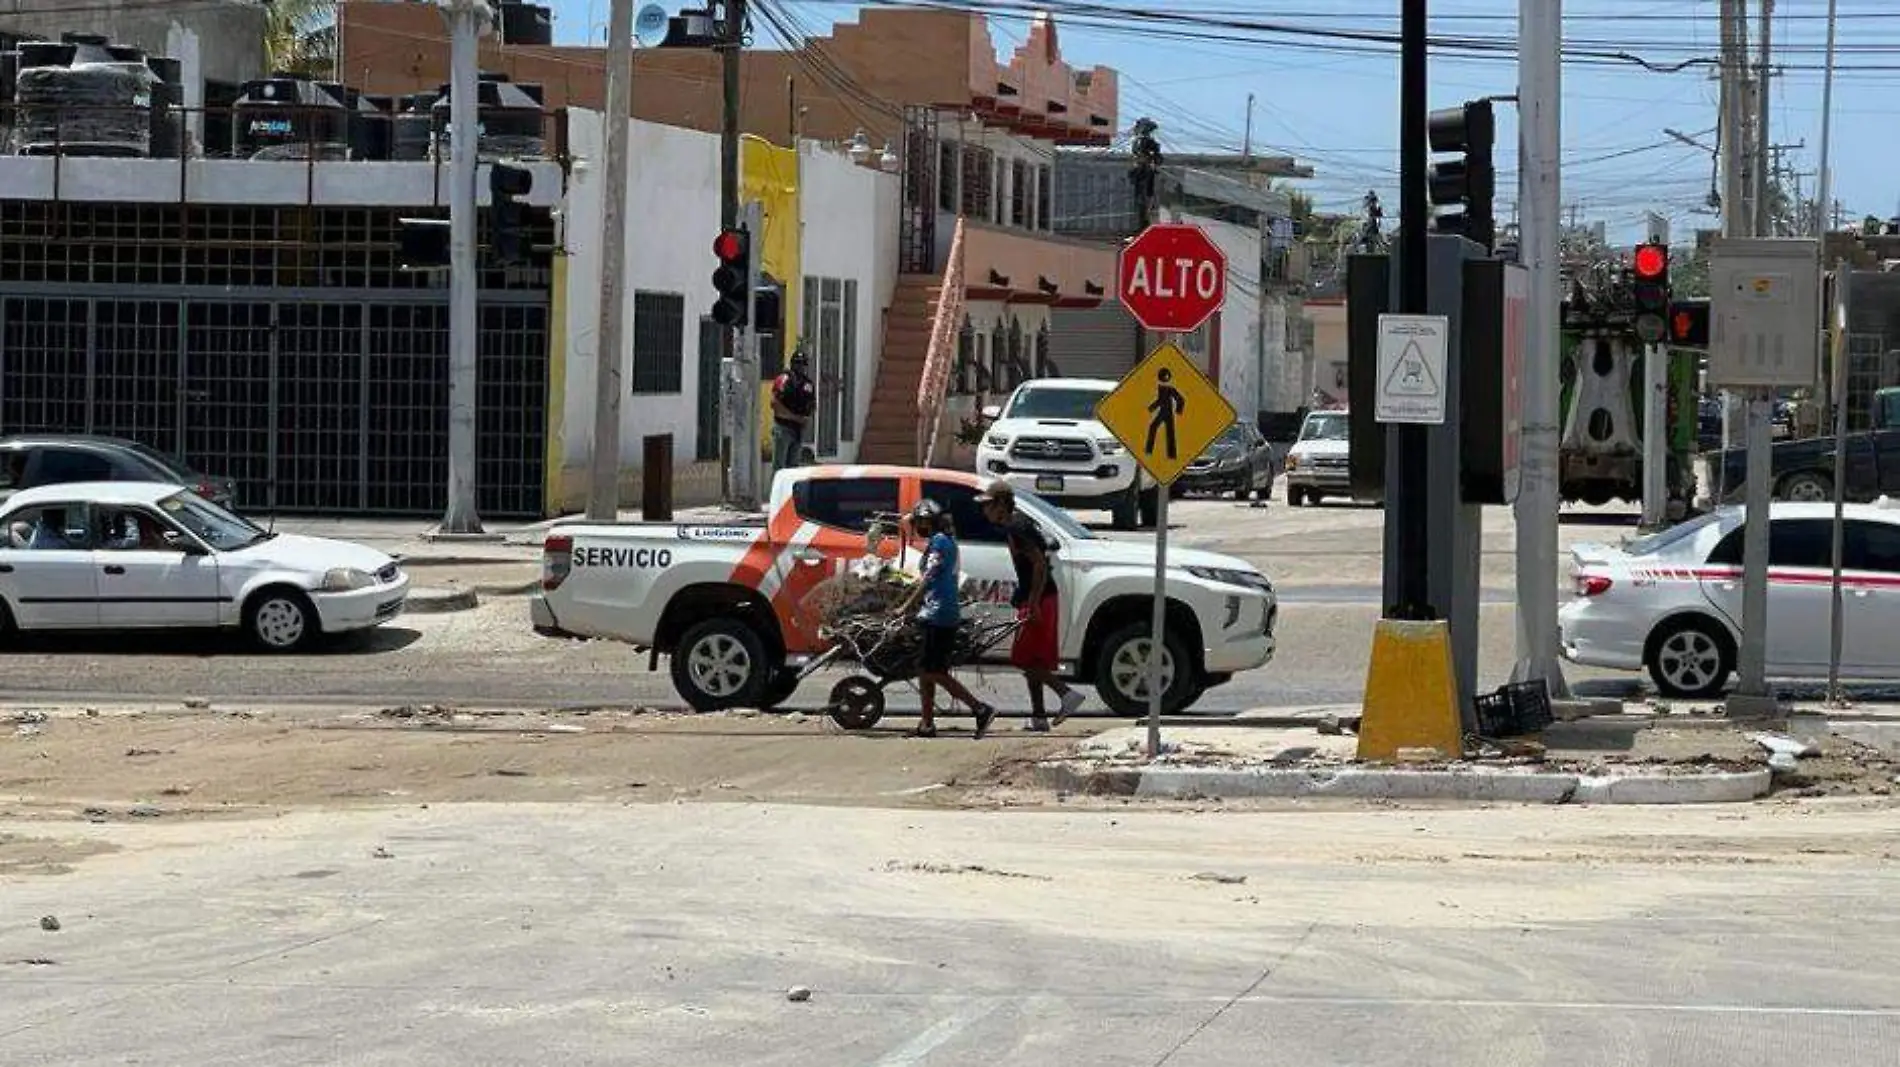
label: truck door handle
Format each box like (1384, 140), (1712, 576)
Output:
(103, 564), (125, 575)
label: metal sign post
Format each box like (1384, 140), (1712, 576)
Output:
(1096, 341), (1236, 758)
(1640, 342), (1669, 529)
(1826, 259), (1851, 705)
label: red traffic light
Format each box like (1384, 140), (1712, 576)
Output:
(1632, 243), (1668, 279)
(713, 229), (745, 261)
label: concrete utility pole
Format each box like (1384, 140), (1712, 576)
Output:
(587, 0), (635, 521)
(439, 0), (487, 535)
(1511, 0), (1569, 694)
(1717, 0), (1749, 460)
(1754, 0), (1774, 238)
(718, 0), (754, 509)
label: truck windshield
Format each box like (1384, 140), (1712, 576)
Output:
(1300, 413), (1348, 442)
(1017, 491), (1094, 541)
(1005, 387), (1108, 421)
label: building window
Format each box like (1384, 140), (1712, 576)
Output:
(955, 319), (976, 394)
(993, 156), (1006, 224)
(1035, 322), (1054, 377)
(1037, 164), (1052, 231)
(960, 145), (993, 220)
(989, 320), (1007, 392)
(631, 291), (684, 394)
(841, 279), (858, 441)
(1011, 159), (1029, 228)
(937, 142), (958, 212)
(803, 275), (860, 453)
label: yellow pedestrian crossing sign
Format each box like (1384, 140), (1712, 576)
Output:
(1095, 341), (1237, 486)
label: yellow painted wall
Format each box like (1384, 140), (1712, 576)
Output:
(742, 134), (801, 450)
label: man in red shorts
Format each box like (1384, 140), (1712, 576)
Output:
(977, 484), (1086, 732)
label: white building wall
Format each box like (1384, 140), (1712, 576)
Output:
(1181, 212), (1263, 426)
(797, 145), (901, 465)
(562, 109), (898, 494)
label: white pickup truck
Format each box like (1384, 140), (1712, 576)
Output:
(531, 465), (1279, 716)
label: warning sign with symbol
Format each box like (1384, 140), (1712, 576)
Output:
(1096, 341), (1237, 485)
(1374, 313), (1449, 425)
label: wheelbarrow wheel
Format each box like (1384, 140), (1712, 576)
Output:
(828, 677), (886, 730)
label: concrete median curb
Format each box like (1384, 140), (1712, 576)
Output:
(1033, 761), (1772, 805)
(404, 587), (479, 615)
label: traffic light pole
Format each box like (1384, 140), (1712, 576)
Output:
(1391, 0), (1431, 620)
(1640, 341), (1668, 529)
(1510, 0), (1568, 694)
(587, 0), (636, 522)
(439, 0), (486, 536)
(741, 199), (763, 508)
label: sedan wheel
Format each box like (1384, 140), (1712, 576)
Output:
(1645, 618), (1733, 699)
(248, 591), (315, 652)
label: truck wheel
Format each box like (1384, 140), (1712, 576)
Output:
(1092, 620), (1198, 718)
(1287, 486), (1306, 507)
(1644, 617), (1734, 699)
(670, 618), (770, 711)
(1138, 488), (1160, 528)
(1111, 486), (1139, 530)
(1776, 471), (1833, 503)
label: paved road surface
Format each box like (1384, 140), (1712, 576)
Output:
(4, 802), (1897, 1065)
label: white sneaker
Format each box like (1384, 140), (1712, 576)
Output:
(1054, 689), (1085, 726)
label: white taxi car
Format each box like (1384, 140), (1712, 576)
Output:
(1560, 502), (1900, 697)
(0, 482), (409, 650)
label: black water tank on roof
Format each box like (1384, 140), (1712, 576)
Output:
(354, 93), (393, 161)
(391, 90), (437, 160)
(234, 74), (350, 160)
(146, 55), (182, 158)
(11, 35), (157, 157)
(430, 71), (546, 160)
(497, 2), (554, 46)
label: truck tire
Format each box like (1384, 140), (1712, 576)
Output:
(1287, 486), (1306, 507)
(1111, 486), (1139, 530)
(1776, 471), (1833, 503)
(670, 617), (771, 712)
(1644, 616), (1734, 699)
(1092, 620), (1198, 718)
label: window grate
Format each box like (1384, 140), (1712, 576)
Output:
(631, 291), (685, 395)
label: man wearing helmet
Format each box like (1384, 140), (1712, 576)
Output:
(894, 498), (997, 739)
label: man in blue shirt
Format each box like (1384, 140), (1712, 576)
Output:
(898, 499), (996, 739)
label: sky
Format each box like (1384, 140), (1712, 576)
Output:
(542, 0), (1894, 245)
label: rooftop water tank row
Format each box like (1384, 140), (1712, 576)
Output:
(233, 74), (406, 161)
(0, 32), (184, 159)
(431, 73), (548, 162)
(495, 0), (555, 47)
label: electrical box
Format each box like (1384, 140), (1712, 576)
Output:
(1707, 237), (1820, 389)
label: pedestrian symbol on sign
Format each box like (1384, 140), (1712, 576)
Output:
(1145, 368), (1186, 459)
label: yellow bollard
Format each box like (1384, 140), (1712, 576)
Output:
(1357, 618), (1464, 762)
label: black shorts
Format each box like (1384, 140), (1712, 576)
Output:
(919, 623), (958, 674)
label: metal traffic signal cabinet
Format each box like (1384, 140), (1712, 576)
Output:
(1426, 100), (1496, 253)
(711, 227), (752, 328)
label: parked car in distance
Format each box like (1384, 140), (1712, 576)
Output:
(1178, 421), (1278, 501)
(1561, 501), (1900, 697)
(1283, 408), (1351, 507)
(0, 482), (408, 650)
(975, 378), (1160, 530)
(0, 435), (238, 510)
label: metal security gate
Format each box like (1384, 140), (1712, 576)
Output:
(0, 289), (549, 517)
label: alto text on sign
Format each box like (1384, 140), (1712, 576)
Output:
(1117, 223), (1228, 333)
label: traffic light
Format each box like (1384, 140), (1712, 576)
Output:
(1631, 242), (1669, 344)
(489, 162), (533, 265)
(1426, 99), (1496, 251)
(711, 227), (752, 328)
(1667, 297), (1709, 347)
(397, 217), (450, 270)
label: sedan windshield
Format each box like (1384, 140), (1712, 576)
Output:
(1300, 413), (1349, 441)
(1004, 387), (1108, 421)
(156, 490), (268, 551)
(1624, 512), (1724, 557)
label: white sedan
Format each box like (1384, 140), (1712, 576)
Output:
(1560, 502), (1900, 697)
(0, 481), (410, 651)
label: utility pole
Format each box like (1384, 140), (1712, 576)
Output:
(1512, 0), (1568, 694)
(587, 0), (635, 521)
(439, 0), (487, 536)
(1754, 0), (1774, 238)
(1242, 93), (1254, 159)
(1718, 0), (1748, 460)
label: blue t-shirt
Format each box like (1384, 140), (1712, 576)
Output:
(917, 532), (960, 628)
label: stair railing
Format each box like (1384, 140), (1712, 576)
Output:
(915, 215), (968, 466)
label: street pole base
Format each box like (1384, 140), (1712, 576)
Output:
(1358, 619), (1462, 762)
(1722, 693), (1784, 721)
(425, 526), (504, 543)
(1509, 654), (1572, 700)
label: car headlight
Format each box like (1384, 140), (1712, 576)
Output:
(322, 568), (376, 592)
(985, 434), (1010, 450)
(1185, 566), (1274, 593)
(1096, 437), (1125, 455)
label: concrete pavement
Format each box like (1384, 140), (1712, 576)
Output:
(4, 802), (1899, 1065)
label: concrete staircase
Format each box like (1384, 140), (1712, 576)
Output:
(856, 273), (942, 465)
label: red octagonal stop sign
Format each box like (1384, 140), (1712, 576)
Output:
(1117, 222), (1228, 332)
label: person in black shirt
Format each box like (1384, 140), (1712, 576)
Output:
(771, 351), (816, 472)
(977, 484), (1086, 731)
